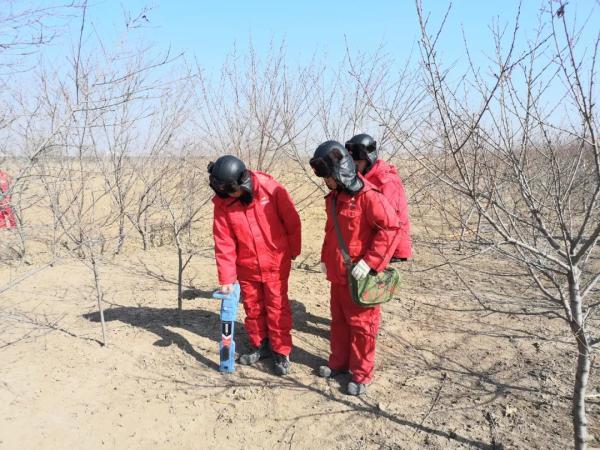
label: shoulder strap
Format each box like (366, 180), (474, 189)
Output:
(331, 197), (353, 268)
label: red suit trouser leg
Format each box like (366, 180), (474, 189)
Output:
(328, 282), (381, 384)
(239, 277), (293, 356)
(239, 280), (268, 349)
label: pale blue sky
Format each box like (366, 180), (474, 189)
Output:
(55, 0), (595, 73)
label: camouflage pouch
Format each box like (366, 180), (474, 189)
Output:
(348, 266), (401, 307)
(331, 196), (401, 308)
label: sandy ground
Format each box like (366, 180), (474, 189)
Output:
(1, 195), (599, 449)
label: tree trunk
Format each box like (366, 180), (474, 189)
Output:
(136, 227), (148, 251)
(142, 231), (148, 250)
(569, 269), (590, 450)
(573, 329), (590, 449)
(177, 246), (183, 311)
(115, 213), (125, 254)
(91, 256), (107, 346)
(141, 213), (149, 250)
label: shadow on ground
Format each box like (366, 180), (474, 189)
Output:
(290, 299), (329, 340)
(83, 290), (502, 449)
(84, 291), (328, 372)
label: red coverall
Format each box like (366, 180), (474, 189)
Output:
(0, 170), (16, 229)
(364, 159), (412, 259)
(321, 176), (401, 384)
(212, 171), (301, 356)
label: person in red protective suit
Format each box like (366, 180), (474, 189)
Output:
(310, 141), (401, 396)
(209, 155), (301, 376)
(345, 134), (412, 260)
(0, 170), (17, 229)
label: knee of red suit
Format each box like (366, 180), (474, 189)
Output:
(346, 314), (379, 337)
(242, 299), (264, 318)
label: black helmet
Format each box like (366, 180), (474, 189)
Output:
(345, 133), (377, 172)
(207, 155), (253, 202)
(309, 140), (363, 195)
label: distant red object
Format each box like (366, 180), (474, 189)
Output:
(0, 170), (17, 229)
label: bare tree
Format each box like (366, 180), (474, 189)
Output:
(194, 40), (317, 172)
(398, 2), (600, 448)
(126, 152), (169, 250)
(2, 2), (185, 343)
(0, 1), (82, 266)
(89, 65), (194, 255)
(156, 152), (212, 314)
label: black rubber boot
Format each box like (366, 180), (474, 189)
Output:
(318, 366), (347, 378)
(239, 338), (271, 365)
(347, 381), (367, 396)
(273, 353), (290, 376)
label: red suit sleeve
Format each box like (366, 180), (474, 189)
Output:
(275, 185), (302, 257)
(321, 204), (332, 263)
(380, 178), (412, 257)
(213, 204), (238, 284)
(362, 191), (401, 272)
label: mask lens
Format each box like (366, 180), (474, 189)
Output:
(210, 175), (237, 194)
(345, 142), (376, 160)
(309, 157), (331, 177)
